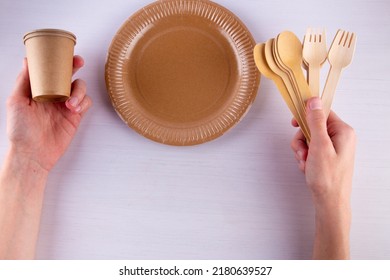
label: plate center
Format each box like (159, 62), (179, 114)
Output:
(130, 22), (237, 123)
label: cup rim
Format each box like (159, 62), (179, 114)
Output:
(23, 29), (76, 45)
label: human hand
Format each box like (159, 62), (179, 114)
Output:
(290, 97), (356, 259)
(291, 97), (356, 204)
(6, 56), (92, 172)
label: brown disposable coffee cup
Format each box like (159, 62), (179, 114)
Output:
(23, 29), (76, 102)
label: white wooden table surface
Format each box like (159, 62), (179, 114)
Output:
(0, 0), (389, 259)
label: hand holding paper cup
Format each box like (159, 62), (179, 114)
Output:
(23, 29), (76, 102)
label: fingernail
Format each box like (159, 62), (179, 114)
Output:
(75, 105), (82, 113)
(297, 150), (303, 160)
(309, 98), (322, 111)
(68, 96), (79, 107)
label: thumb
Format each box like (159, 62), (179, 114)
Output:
(306, 97), (329, 143)
(12, 58), (32, 98)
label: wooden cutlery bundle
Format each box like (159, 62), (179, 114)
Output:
(254, 29), (356, 142)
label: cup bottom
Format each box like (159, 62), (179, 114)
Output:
(33, 95), (69, 102)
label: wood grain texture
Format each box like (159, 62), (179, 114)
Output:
(0, 0), (389, 259)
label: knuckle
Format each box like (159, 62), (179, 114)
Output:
(290, 140), (296, 151)
(340, 124), (356, 144)
(344, 125), (356, 138)
(80, 96), (92, 112)
(79, 79), (87, 89)
(73, 79), (87, 95)
(291, 139), (299, 152)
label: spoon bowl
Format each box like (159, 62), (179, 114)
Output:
(254, 43), (310, 141)
(276, 31), (312, 102)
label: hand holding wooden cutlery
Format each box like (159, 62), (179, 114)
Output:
(254, 29), (356, 142)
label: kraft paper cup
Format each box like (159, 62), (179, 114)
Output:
(23, 29), (76, 102)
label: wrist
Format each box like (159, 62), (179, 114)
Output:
(312, 196), (351, 260)
(1, 146), (49, 195)
(9, 145), (49, 173)
(315, 199), (351, 226)
(314, 190), (351, 223)
(0, 147), (49, 259)
(313, 190), (351, 213)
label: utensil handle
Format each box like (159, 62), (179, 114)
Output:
(293, 65), (312, 102)
(308, 65), (321, 97)
(322, 66), (342, 118)
(272, 79), (311, 142)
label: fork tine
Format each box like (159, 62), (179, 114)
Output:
(340, 31), (346, 45)
(320, 28), (326, 44)
(322, 28), (356, 116)
(311, 28), (315, 42)
(317, 28), (323, 42)
(349, 32), (357, 48)
(335, 29), (345, 45)
(304, 28), (311, 43)
(343, 32), (350, 47)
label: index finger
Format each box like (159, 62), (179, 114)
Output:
(291, 129), (307, 151)
(72, 55), (84, 75)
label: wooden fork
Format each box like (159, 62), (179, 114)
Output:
(322, 29), (357, 117)
(303, 28), (328, 97)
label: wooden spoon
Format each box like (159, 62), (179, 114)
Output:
(254, 44), (298, 119)
(276, 31), (312, 103)
(254, 43), (310, 141)
(272, 38), (307, 115)
(262, 40), (311, 141)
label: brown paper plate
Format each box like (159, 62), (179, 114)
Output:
(105, 0), (260, 146)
